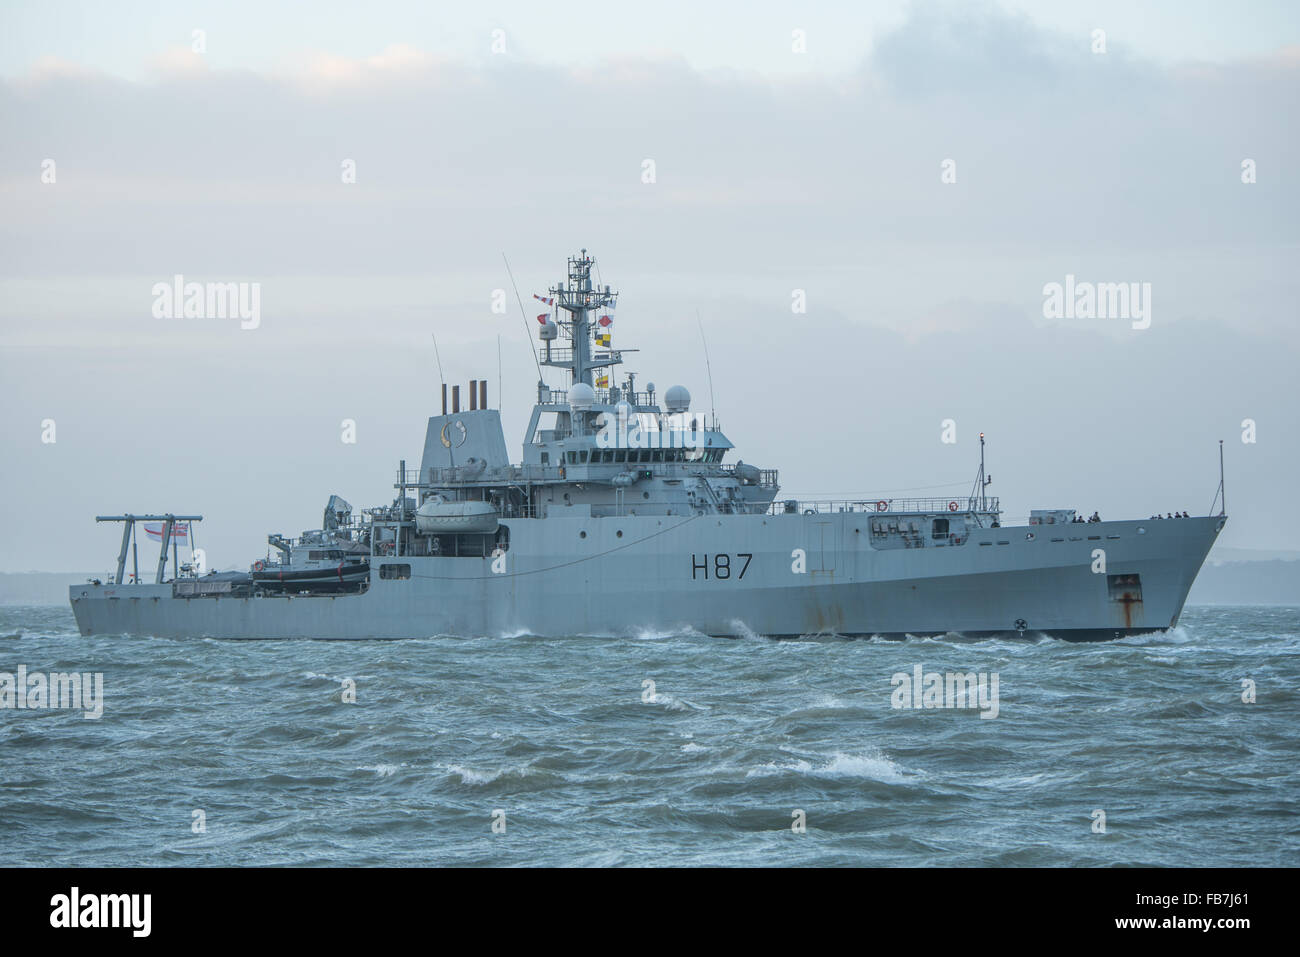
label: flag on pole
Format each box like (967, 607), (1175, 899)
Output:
(533, 294), (554, 306)
(536, 314), (549, 324)
(598, 315), (613, 327)
(596, 374), (609, 388)
(144, 522), (188, 542)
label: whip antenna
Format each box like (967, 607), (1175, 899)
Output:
(430, 332), (445, 388)
(503, 252), (543, 381)
(696, 309), (716, 425)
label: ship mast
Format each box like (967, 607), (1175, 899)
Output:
(541, 249), (620, 387)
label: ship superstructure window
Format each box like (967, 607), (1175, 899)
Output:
(932, 518), (949, 539)
(379, 563), (411, 580)
(307, 550), (345, 560)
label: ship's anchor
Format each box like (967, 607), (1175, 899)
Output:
(1014, 618), (1028, 634)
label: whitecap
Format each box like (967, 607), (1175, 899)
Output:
(358, 764), (401, 777)
(445, 764), (503, 785)
(747, 750), (914, 784)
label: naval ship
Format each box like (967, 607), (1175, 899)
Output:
(71, 250), (1225, 641)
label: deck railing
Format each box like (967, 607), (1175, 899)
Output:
(399, 462), (779, 488)
(768, 496), (1000, 516)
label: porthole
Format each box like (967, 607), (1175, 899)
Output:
(643, 492), (650, 499)
(579, 531), (587, 539)
(616, 530), (623, 538)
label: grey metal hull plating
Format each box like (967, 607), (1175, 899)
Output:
(69, 513), (1223, 641)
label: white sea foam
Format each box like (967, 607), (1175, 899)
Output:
(645, 692), (704, 712)
(728, 619), (764, 641)
(810, 694), (848, 709)
(747, 750), (913, 783)
(445, 764), (502, 785)
(495, 627), (536, 639)
(630, 624), (710, 641)
(680, 742), (707, 753)
(358, 764), (402, 777)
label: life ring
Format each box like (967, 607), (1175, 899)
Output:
(876, 500), (888, 512)
(253, 560), (264, 572)
(947, 501), (958, 512)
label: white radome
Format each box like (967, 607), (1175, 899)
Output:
(568, 382), (596, 410)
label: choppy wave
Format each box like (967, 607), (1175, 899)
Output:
(747, 750), (916, 784)
(0, 603), (1296, 866)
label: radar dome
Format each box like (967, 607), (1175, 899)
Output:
(567, 382), (596, 410)
(665, 385), (691, 413)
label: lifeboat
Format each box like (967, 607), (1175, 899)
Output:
(416, 496), (499, 535)
(251, 549), (369, 594)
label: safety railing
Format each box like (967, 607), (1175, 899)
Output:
(768, 496), (1000, 515)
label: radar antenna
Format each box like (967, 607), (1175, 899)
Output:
(539, 249), (620, 387)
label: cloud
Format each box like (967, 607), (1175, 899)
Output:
(0, 2), (1296, 563)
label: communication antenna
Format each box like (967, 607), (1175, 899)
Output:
(502, 252), (543, 381)
(1220, 439), (1226, 515)
(696, 309), (716, 426)
(431, 332), (445, 389)
(1210, 439), (1226, 516)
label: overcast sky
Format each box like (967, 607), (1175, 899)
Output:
(1, 0), (1297, 571)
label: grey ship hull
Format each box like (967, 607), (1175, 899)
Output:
(70, 513), (1222, 641)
